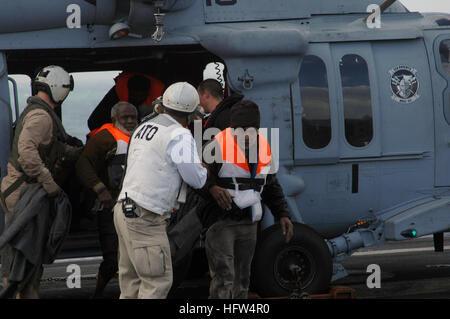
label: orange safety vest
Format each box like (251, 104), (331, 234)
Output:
(89, 123), (130, 188)
(214, 127), (272, 178)
(213, 127), (272, 222)
(115, 72), (165, 106)
(88, 123), (131, 143)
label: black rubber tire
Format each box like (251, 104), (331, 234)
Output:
(251, 222), (332, 297)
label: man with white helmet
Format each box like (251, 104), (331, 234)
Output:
(113, 82), (207, 299)
(0, 65), (81, 298)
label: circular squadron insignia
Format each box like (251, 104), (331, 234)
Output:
(389, 66), (420, 104)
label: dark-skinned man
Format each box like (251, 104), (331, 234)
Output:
(202, 100), (294, 299)
(114, 82), (207, 299)
(76, 101), (138, 298)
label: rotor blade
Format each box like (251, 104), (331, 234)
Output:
(363, 0), (397, 23)
(380, 0), (397, 14)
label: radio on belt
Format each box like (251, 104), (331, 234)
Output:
(122, 192), (138, 218)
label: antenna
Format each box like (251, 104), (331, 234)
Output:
(363, 0), (397, 24)
(379, 0), (398, 14)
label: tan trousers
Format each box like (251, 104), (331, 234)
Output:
(113, 203), (173, 299)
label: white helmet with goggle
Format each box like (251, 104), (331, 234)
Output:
(32, 65), (74, 104)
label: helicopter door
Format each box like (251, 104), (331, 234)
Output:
(331, 42), (381, 159)
(433, 36), (450, 187)
(292, 43), (339, 165)
(0, 52), (14, 233)
(0, 53), (13, 175)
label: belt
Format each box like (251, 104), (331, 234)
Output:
(0, 174), (35, 214)
(216, 177), (265, 192)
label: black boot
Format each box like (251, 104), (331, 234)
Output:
(92, 273), (112, 299)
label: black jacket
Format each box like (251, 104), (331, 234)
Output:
(0, 184), (71, 298)
(202, 93), (244, 134)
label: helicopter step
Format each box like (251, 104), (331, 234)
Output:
(249, 286), (356, 299)
(327, 195), (450, 260)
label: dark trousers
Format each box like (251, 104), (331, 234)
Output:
(98, 209), (119, 280)
(205, 219), (258, 299)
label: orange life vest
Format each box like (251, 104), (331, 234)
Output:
(213, 127), (272, 222)
(89, 123), (130, 188)
(214, 127), (272, 178)
(115, 72), (165, 106)
(88, 123), (130, 143)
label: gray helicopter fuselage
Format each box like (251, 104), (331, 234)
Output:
(0, 0), (449, 247)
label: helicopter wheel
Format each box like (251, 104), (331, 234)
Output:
(251, 222), (332, 297)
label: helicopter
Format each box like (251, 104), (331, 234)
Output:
(0, 0), (450, 297)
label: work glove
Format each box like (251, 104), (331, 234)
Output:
(66, 135), (84, 148)
(37, 168), (62, 197)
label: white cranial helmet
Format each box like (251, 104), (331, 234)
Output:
(162, 82), (199, 113)
(33, 65), (74, 104)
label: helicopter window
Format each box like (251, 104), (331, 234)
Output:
(8, 74), (32, 123)
(339, 54), (373, 148)
(63, 71), (120, 140)
(440, 40), (450, 77)
(299, 55), (331, 149)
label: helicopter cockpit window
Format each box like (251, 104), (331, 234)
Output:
(339, 54), (373, 148)
(299, 55), (331, 149)
(440, 40), (450, 76)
